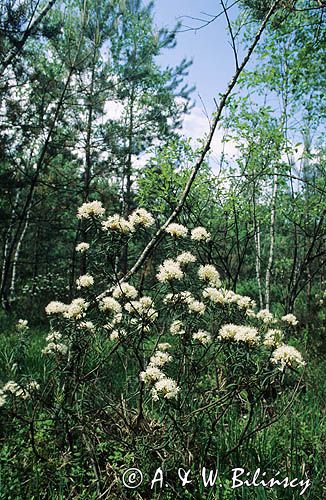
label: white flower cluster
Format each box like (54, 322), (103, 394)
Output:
(157, 259), (183, 282)
(188, 298), (206, 315)
(149, 350), (172, 367)
(129, 208), (155, 228)
(191, 226), (211, 242)
(176, 252), (197, 265)
(103, 312), (123, 331)
(16, 319), (29, 331)
(79, 321), (95, 331)
(77, 201), (105, 219)
(109, 328), (126, 341)
(102, 208), (155, 234)
(124, 296), (158, 323)
(0, 380), (40, 406)
(63, 298), (89, 319)
(112, 283), (138, 300)
(100, 297), (122, 314)
(198, 265), (221, 287)
(164, 291), (192, 305)
(218, 324), (260, 345)
(256, 309), (275, 324)
(102, 214), (134, 234)
(140, 346), (179, 401)
(170, 320), (185, 335)
(75, 242), (89, 253)
(165, 223), (188, 238)
(152, 378), (179, 401)
(45, 301), (67, 315)
(202, 287), (255, 310)
(102, 214), (135, 234)
(42, 331), (68, 356)
(271, 344), (305, 370)
(45, 298), (89, 319)
(263, 329), (283, 348)
(163, 290), (205, 314)
(164, 224), (211, 242)
(193, 330), (211, 344)
(281, 314), (299, 326)
(76, 274), (94, 289)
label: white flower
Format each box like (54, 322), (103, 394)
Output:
(218, 324), (259, 345)
(140, 366), (164, 383)
(180, 291), (194, 304)
(46, 331), (62, 342)
(256, 309), (274, 324)
(109, 330), (119, 341)
(64, 298), (89, 319)
(193, 330), (211, 344)
(165, 223), (188, 238)
(76, 274), (94, 289)
(264, 329), (283, 347)
(246, 309), (256, 318)
(112, 283), (138, 300)
(125, 299), (158, 323)
(45, 301), (67, 315)
(26, 381), (40, 392)
(129, 208), (155, 228)
(42, 342), (68, 355)
(100, 297), (122, 314)
(223, 290), (239, 304)
(79, 321), (95, 330)
(271, 344), (305, 370)
(152, 378), (179, 400)
(158, 342), (171, 351)
(2, 381), (27, 399)
(149, 351), (172, 368)
(176, 252), (197, 265)
(139, 296), (154, 309)
(77, 200), (105, 219)
(103, 313), (124, 331)
(75, 242), (90, 253)
(202, 287), (224, 304)
(198, 265), (221, 287)
(170, 320), (185, 335)
(156, 259), (183, 282)
(234, 326), (260, 345)
(188, 299), (206, 315)
(0, 393), (6, 407)
(236, 295), (256, 310)
(16, 319), (29, 331)
(101, 214), (134, 233)
(191, 226), (211, 241)
(281, 314), (299, 326)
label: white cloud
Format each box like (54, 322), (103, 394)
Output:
(103, 100), (124, 121)
(180, 105), (239, 172)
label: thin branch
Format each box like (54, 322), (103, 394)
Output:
(96, 0), (281, 302)
(221, 0), (239, 70)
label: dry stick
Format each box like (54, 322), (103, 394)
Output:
(96, 0), (280, 303)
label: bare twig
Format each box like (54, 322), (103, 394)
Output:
(96, 0), (280, 302)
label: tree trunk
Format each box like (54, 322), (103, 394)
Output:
(265, 169), (278, 310)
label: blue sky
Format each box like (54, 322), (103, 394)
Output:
(153, 0), (240, 113)
(147, 0), (243, 165)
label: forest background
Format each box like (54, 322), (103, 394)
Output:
(0, 0), (325, 498)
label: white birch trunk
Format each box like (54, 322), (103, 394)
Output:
(265, 170), (279, 310)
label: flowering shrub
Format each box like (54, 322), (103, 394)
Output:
(0, 203), (306, 497)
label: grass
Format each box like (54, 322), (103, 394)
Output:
(0, 316), (325, 499)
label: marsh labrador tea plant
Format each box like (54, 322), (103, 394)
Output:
(0, 202), (306, 498)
